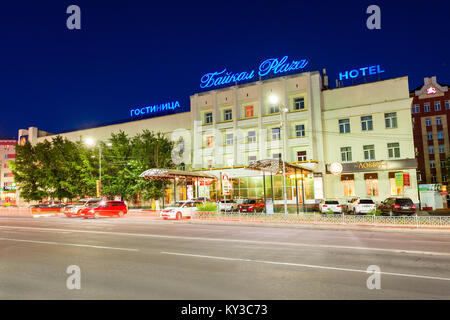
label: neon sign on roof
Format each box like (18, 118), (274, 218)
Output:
(130, 101), (181, 117)
(427, 87), (437, 95)
(200, 55), (309, 89)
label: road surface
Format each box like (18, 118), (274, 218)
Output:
(1, 215), (450, 299)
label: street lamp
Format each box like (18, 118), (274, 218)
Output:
(85, 138), (112, 197)
(269, 94), (289, 216)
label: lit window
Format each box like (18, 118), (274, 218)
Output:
(387, 143), (400, 158)
(424, 103), (430, 112)
(295, 124), (305, 137)
(341, 147), (352, 162)
(339, 119), (350, 133)
(293, 97), (305, 110)
(361, 116), (373, 131)
(206, 136), (213, 147)
(385, 112), (398, 128)
(363, 145), (375, 160)
(245, 105), (254, 118)
(343, 180), (355, 197)
(297, 151), (307, 161)
(366, 178), (379, 196)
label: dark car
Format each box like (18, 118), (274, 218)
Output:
(238, 199), (265, 213)
(31, 201), (67, 213)
(378, 197), (417, 216)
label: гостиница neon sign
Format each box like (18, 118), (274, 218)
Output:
(130, 101), (181, 117)
(200, 55), (309, 89)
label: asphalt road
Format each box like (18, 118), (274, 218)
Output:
(1, 215), (450, 299)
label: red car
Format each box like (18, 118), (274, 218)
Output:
(238, 199), (265, 213)
(79, 201), (128, 218)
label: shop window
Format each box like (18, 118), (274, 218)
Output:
(437, 117), (442, 125)
(361, 116), (373, 131)
(424, 103), (430, 112)
(389, 177), (403, 196)
(224, 109), (232, 121)
(339, 119), (350, 133)
(341, 147), (352, 162)
(435, 101), (441, 111)
(385, 112), (398, 128)
(297, 151), (307, 161)
(366, 179), (379, 196)
(387, 143), (400, 158)
(205, 112), (213, 124)
(245, 105), (254, 118)
(293, 97), (305, 110)
(295, 124), (305, 137)
(248, 130), (256, 143)
(272, 127), (281, 140)
(363, 145), (375, 160)
(343, 180), (355, 197)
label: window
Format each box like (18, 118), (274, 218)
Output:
(428, 146), (434, 154)
(295, 124), (305, 137)
(412, 104), (420, 113)
(273, 153), (281, 160)
(446, 100), (450, 110)
(443, 176), (448, 182)
(248, 155), (257, 163)
(366, 179), (379, 196)
(248, 130), (256, 143)
(207, 159), (213, 169)
(437, 131), (444, 139)
(431, 176), (437, 183)
(340, 147), (352, 162)
(439, 145), (445, 153)
(435, 101), (441, 111)
(437, 117), (442, 125)
(430, 160), (436, 169)
(427, 132), (433, 140)
(387, 143), (400, 158)
(225, 133), (233, 145)
(269, 104), (279, 114)
(297, 151), (307, 161)
(293, 97), (305, 110)
(440, 160), (446, 168)
(224, 109), (232, 121)
(206, 136), (213, 147)
(363, 145), (375, 160)
(339, 119), (350, 133)
(205, 112), (213, 124)
(385, 112), (398, 128)
(425, 118), (432, 126)
(389, 176), (403, 196)
(343, 180), (355, 197)
(245, 105), (254, 118)
(424, 103), (430, 112)
(361, 116), (373, 131)
(272, 127), (281, 140)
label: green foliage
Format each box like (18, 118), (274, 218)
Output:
(196, 202), (217, 212)
(11, 130), (174, 202)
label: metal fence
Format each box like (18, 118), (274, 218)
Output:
(192, 212), (450, 228)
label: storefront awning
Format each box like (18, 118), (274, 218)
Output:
(245, 159), (314, 175)
(139, 168), (217, 182)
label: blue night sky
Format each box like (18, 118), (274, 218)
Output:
(1, 0), (449, 138)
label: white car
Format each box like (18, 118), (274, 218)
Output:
(351, 198), (376, 215)
(218, 199), (238, 212)
(160, 200), (200, 220)
(320, 200), (342, 213)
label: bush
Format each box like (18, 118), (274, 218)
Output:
(196, 202), (217, 212)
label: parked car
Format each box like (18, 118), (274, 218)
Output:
(64, 198), (102, 217)
(160, 200), (200, 220)
(79, 201), (128, 218)
(351, 198), (376, 215)
(218, 199), (238, 212)
(238, 199), (265, 213)
(346, 197), (360, 213)
(378, 197), (417, 216)
(319, 199), (342, 214)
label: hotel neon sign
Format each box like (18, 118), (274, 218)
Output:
(130, 101), (181, 117)
(200, 55), (309, 89)
(339, 65), (385, 81)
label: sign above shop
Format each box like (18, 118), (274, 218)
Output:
(130, 101), (181, 118)
(339, 65), (385, 81)
(200, 55), (309, 89)
(326, 159), (417, 173)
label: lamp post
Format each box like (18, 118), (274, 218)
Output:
(269, 94), (289, 216)
(85, 138), (112, 197)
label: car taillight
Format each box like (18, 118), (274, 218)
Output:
(323, 205), (327, 207)
(357, 202), (360, 205)
(412, 204), (416, 208)
(337, 205), (341, 207)
(394, 204), (400, 208)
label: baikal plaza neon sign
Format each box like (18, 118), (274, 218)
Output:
(200, 55), (309, 89)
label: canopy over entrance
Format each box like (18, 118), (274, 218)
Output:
(246, 159), (314, 175)
(139, 168), (217, 183)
